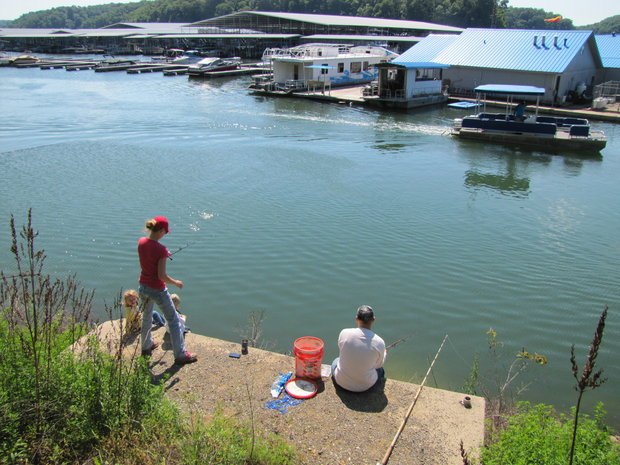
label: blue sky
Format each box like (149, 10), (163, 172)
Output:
(2, 0), (619, 25)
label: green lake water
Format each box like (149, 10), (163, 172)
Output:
(1, 60), (618, 426)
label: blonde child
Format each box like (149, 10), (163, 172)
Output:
(170, 293), (189, 334)
(123, 289), (142, 334)
(122, 289), (166, 336)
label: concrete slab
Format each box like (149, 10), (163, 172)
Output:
(88, 320), (485, 465)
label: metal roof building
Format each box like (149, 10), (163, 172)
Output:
(400, 29), (603, 105)
(595, 33), (620, 81)
(0, 12), (462, 57)
(189, 11), (462, 35)
(391, 34), (457, 65)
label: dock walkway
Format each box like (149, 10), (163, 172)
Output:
(253, 85), (620, 123)
(92, 320), (485, 465)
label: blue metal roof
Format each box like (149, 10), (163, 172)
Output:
(595, 34), (620, 69)
(474, 84), (546, 95)
(391, 34), (457, 66)
(432, 29), (595, 73)
(382, 61), (450, 69)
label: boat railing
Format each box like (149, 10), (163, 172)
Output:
(262, 45), (347, 60)
(283, 79), (307, 90)
(462, 117), (557, 135)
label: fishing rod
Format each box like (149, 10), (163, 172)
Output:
(386, 333), (414, 351)
(169, 242), (193, 260)
(378, 334), (448, 465)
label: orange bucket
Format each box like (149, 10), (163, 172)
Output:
(294, 337), (324, 379)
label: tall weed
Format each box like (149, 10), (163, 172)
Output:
(0, 211), (162, 463)
(481, 402), (620, 465)
(0, 211), (298, 465)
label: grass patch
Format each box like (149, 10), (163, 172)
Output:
(481, 402), (620, 465)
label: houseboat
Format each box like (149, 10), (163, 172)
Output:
(362, 61), (449, 109)
(452, 84), (607, 154)
(250, 43), (398, 92)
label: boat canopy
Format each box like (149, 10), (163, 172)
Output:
(473, 84), (545, 118)
(474, 84), (545, 95)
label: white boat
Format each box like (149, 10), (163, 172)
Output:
(452, 84), (607, 154)
(171, 50), (205, 65)
(94, 56), (137, 69)
(252, 43), (398, 92)
(187, 57), (241, 76)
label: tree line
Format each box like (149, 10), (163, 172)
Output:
(5, 0), (619, 33)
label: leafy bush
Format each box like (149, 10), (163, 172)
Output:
(481, 402), (620, 465)
(1, 211), (297, 465)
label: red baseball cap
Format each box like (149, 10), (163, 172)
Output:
(153, 216), (169, 233)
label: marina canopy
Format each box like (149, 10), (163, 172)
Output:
(474, 84), (546, 95)
(189, 11), (463, 35)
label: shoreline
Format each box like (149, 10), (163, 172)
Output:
(93, 319), (486, 465)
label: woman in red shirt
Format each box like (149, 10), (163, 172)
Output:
(138, 216), (197, 365)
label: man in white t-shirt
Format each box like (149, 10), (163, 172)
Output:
(331, 305), (387, 392)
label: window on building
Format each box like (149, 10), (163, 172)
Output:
(350, 62), (361, 73)
(338, 63), (344, 73)
(363, 61), (369, 71)
(321, 64), (329, 75)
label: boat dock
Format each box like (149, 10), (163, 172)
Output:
(4, 57), (269, 79)
(126, 64), (189, 74)
(448, 97), (620, 123)
(252, 86), (620, 123)
(252, 85), (366, 105)
(188, 66), (266, 79)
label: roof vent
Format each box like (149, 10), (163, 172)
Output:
(564, 38), (568, 47)
(533, 35), (538, 47)
(554, 36), (559, 48)
(541, 36), (547, 48)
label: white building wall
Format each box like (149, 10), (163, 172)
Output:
(560, 43), (598, 97)
(409, 78), (443, 96)
(445, 67), (561, 104)
(405, 71), (416, 98)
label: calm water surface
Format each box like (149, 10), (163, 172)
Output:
(1, 61), (619, 426)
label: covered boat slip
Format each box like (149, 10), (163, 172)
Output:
(453, 84), (607, 153)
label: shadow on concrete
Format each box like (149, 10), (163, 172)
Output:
(151, 361), (182, 391)
(334, 378), (388, 412)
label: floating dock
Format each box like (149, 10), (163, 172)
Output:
(188, 66), (265, 79)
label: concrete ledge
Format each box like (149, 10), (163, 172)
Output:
(92, 320), (485, 465)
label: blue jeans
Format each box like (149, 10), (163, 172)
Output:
(139, 284), (186, 358)
(152, 311), (166, 327)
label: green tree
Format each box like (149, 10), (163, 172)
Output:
(505, 7), (575, 29)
